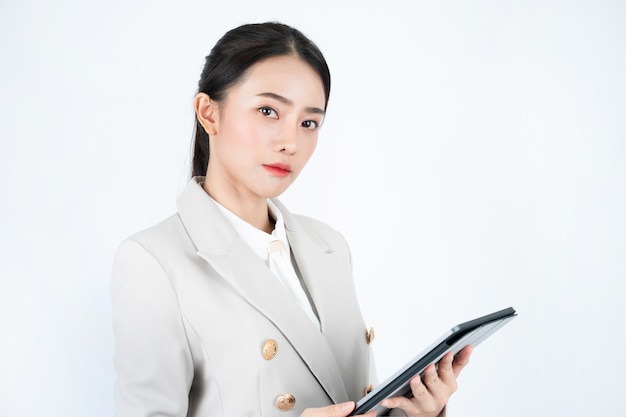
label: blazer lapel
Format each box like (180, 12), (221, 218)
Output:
(176, 178), (349, 404)
(274, 199), (367, 393)
(272, 200), (349, 333)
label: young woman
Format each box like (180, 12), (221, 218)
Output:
(111, 22), (471, 417)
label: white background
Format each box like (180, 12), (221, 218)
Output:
(1, 1), (625, 416)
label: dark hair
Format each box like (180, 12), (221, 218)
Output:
(191, 22), (331, 177)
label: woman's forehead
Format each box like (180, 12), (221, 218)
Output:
(233, 56), (326, 105)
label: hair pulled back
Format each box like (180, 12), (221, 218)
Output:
(191, 22), (331, 177)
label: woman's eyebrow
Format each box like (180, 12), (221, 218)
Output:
(256, 92), (325, 115)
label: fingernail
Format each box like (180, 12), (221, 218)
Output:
(341, 402), (354, 412)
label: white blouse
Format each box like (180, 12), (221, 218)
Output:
(212, 198), (321, 329)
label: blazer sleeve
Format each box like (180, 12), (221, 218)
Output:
(111, 239), (194, 417)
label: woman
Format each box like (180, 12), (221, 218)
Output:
(111, 22), (471, 417)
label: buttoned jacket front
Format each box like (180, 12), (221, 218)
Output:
(111, 178), (376, 416)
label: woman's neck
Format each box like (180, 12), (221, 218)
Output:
(202, 178), (274, 234)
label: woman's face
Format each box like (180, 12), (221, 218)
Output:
(200, 55), (326, 201)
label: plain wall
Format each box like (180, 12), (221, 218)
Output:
(1, 1), (625, 416)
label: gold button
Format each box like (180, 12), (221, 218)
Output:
(364, 384), (374, 396)
(365, 327), (375, 345)
(263, 339), (278, 360)
(276, 393), (296, 411)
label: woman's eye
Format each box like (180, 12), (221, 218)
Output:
(301, 120), (319, 130)
(259, 107), (278, 118)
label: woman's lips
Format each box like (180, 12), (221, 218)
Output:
(263, 163), (291, 177)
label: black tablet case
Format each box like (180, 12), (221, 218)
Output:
(350, 307), (517, 416)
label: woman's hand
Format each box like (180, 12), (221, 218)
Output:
(380, 345), (473, 417)
(300, 401), (375, 417)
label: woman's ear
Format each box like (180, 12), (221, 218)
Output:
(194, 93), (219, 136)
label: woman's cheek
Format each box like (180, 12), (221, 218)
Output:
(303, 136), (318, 160)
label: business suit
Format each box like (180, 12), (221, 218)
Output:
(111, 177), (376, 416)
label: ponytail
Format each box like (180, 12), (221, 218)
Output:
(192, 118), (209, 177)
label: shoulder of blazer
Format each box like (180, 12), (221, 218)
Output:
(123, 214), (193, 256)
(115, 212), (208, 286)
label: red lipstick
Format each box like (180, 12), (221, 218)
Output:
(263, 163), (291, 177)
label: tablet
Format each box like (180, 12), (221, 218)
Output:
(350, 307), (517, 416)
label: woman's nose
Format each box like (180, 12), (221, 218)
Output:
(275, 126), (298, 155)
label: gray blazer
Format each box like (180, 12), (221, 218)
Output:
(111, 178), (376, 416)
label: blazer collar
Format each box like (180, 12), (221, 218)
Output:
(176, 178), (349, 404)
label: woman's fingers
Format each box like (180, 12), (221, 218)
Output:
(452, 345), (472, 378)
(300, 401), (376, 417)
(421, 364), (450, 408)
(301, 401), (354, 417)
(380, 347), (473, 417)
(436, 352), (457, 390)
(381, 369), (443, 415)
(414, 369), (435, 398)
(381, 394), (423, 413)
